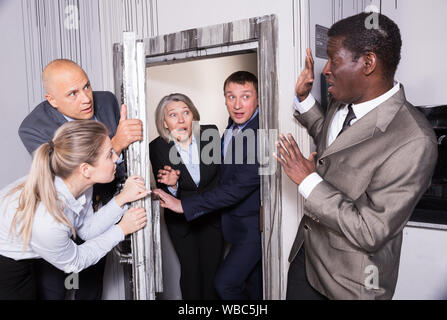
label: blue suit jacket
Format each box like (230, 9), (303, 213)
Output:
(182, 114), (261, 244)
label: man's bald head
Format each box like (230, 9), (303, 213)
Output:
(43, 59), (94, 120)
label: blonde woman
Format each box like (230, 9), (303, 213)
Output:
(0, 120), (148, 300)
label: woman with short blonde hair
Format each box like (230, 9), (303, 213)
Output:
(154, 93), (201, 142)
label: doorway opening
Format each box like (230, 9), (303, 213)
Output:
(114, 15), (282, 300)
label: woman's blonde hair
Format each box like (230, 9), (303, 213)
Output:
(5, 120), (109, 250)
(155, 93), (201, 142)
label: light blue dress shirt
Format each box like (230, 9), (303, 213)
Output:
(0, 176), (126, 273)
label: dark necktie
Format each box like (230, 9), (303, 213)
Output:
(224, 125), (240, 158)
(338, 104), (356, 137)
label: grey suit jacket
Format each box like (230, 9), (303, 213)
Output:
(19, 91), (121, 154)
(289, 85), (438, 299)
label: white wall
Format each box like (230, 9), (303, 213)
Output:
(0, 0), (32, 188)
(394, 227), (447, 300)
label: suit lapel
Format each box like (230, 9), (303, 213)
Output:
(320, 86), (406, 159)
(321, 108), (377, 159)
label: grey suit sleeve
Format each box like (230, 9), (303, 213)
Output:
(305, 136), (438, 253)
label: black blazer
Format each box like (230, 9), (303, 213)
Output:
(149, 125), (221, 236)
(18, 91), (125, 205)
(181, 114), (261, 244)
(19, 91), (121, 155)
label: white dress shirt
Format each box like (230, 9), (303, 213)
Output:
(0, 176), (126, 273)
(294, 82), (400, 199)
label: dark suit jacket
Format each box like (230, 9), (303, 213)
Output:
(181, 114), (261, 244)
(149, 125), (221, 236)
(18, 91), (125, 204)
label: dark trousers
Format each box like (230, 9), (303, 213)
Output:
(286, 246), (328, 300)
(214, 242), (263, 300)
(0, 254), (37, 300)
(34, 256), (106, 300)
(167, 216), (224, 300)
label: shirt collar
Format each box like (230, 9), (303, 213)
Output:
(349, 81), (400, 120)
(63, 114), (97, 122)
(54, 176), (88, 215)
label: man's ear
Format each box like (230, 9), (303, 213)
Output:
(363, 52), (377, 76)
(163, 120), (169, 129)
(79, 162), (92, 179)
(45, 93), (58, 109)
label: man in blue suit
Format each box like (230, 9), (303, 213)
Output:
(154, 71), (262, 300)
(18, 59), (143, 300)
